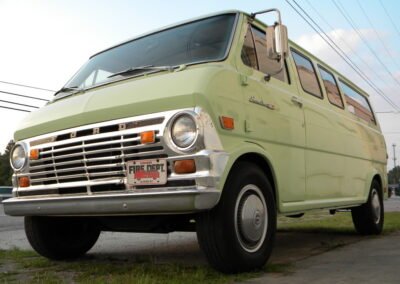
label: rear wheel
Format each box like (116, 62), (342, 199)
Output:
(351, 180), (384, 235)
(196, 162), (276, 273)
(25, 216), (100, 260)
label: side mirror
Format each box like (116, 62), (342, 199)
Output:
(266, 24), (288, 61)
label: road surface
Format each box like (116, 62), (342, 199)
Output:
(1, 196), (400, 281)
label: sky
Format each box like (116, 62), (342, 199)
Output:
(1, 0), (400, 169)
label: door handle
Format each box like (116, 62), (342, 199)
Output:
(291, 96), (303, 107)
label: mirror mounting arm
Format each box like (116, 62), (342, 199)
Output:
(250, 8), (289, 82)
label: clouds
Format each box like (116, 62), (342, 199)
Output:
(296, 28), (379, 67)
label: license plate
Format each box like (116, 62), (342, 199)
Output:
(126, 159), (167, 186)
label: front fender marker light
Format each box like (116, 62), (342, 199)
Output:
(174, 159), (196, 174)
(140, 131), (155, 144)
(220, 116), (234, 130)
(18, 176), (30, 188)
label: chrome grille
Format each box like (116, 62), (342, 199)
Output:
(27, 117), (168, 191)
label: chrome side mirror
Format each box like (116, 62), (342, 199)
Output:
(251, 8), (289, 80)
(266, 24), (288, 61)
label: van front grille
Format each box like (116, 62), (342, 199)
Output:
(25, 116), (170, 194)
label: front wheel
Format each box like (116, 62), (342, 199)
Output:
(196, 162), (276, 273)
(351, 180), (384, 235)
(25, 216), (100, 260)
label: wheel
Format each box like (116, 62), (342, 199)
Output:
(351, 180), (384, 235)
(196, 162), (276, 273)
(25, 216), (100, 260)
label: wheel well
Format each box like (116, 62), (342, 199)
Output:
(236, 153), (277, 200)
(373, 174), (383, 191)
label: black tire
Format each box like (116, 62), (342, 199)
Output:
(351, 180), (384, 235)
(25, 216), (100, 260)
(196, 162), (276, 273)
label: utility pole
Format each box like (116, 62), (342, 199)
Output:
(393, 143), (397, 184)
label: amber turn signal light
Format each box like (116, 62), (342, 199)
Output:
(140, 130), (155, 144)
(18, 176), (30, 188)
(174, 159), (196, 174)
(30, 149), (40, 160)
(220, 116), (234, 130)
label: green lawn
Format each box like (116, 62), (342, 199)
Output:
(1, 212), (400, 283)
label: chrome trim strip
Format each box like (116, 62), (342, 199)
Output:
(38, 136), (142, 155)
(17, 178), (124, 191)
(31, 144), (163, 163)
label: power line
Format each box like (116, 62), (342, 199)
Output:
(286, 0), (400, 111)
(0, 105), (31, 113)
(355, 0), (400, 70)
(378, 0), (400, 41)
(332, 0), (400, 88)
(0, 90), (49, 102)
(302, 0), (388, 85)
(299, 0), (400, 110)
(0, 99), (39, 109)
(0, 80), (55, 92)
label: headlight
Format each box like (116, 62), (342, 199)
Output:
(10, 144), (27, 171)
(171, 114), (198, 149)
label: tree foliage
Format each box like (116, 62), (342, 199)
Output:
(0, 140), (14, 186)
(388, 166), (400, 185)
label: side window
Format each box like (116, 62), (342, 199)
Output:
(250, 26), (289, 83)
(318, 66), (344, 108)
(291, 49), (323, 98)
(339, 80), (375, 123)
(241, 25), (258, 69)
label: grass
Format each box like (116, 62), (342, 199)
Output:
(0, 251), (265, 284)
(278, 211), (400, 235)
(1, 212), (400, 283)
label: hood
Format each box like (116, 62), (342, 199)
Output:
(14, 68), (209, 141)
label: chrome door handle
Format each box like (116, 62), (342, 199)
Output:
(291, 96), (303, 107)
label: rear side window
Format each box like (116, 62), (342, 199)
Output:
(291, 49), (322, 98)
(241, 25), (258, 69)
(318, 66), (344, 108)
(339, 80), (375, 123)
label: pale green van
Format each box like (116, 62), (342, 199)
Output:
(4, 9), (387, 273)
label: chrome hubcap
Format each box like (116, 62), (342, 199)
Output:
(235, 185), (268, 253)
(371, 189), (381, 224)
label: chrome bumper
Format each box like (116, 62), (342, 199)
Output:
(3, 188), (220, 216)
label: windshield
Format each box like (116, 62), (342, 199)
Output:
(64, 14), (236, 90)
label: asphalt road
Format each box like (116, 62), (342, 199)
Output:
(1, 197), (400, 282)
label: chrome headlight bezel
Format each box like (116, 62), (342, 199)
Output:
(10, 142), (28, 172)
(165, 111), (202, 153)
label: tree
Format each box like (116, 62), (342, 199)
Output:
(388, 166), (400, 185)
(0, 140), (14, 186)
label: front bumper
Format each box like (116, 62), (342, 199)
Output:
(3, 188), (220, 216)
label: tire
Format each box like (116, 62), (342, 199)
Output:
(351, 180), (384, 235)
(196, 162), (276, 273)
(25, 216), (100, 260)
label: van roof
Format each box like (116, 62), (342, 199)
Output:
(91, 10), (370, 98)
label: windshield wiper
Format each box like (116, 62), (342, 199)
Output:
(108, 65), (174, 78)
(54, 86), (82, 96)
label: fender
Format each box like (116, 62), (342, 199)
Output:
(364, 168), (386, 202)
(216, 140), (281, 209)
